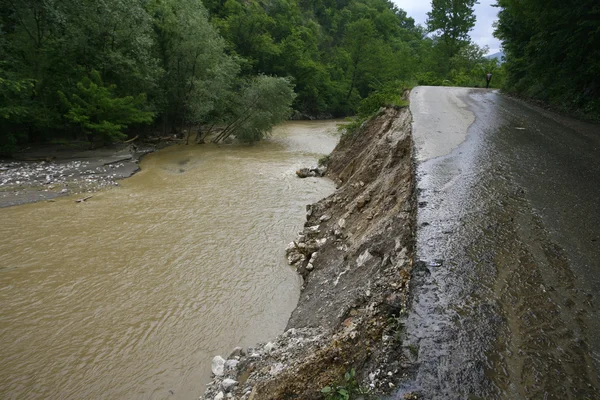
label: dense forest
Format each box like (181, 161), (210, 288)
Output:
(494, 0), (599, 120)
(0, 0), (499, 154)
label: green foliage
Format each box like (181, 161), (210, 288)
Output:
(494, 0), (600, 119)
(427, 0), (478, 58)
(357, 83), (408, 118)
(321, 368), (371, 400)
(318, 154), (330, 167)
(147, 0), (239, 131)
(0, 0), (536, 152)
(215, 75), (296, 143)
(234, 75), (296, 143)
(0, 63), (36, 154)
(407, 343), (419, 358)
(59, 71), (154, 144)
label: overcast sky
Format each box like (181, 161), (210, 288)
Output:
(392, 0), (502, 54)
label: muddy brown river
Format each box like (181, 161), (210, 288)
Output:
(0, 122), (340, 399)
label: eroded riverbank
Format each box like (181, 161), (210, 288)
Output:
(0, 121), (340, 399)
(202, 106), (418, 399)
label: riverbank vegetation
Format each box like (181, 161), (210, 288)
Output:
(0, 0), (499, 154)
(494, 0), (600, 120)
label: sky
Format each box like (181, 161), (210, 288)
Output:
(392, 0), (502, 54)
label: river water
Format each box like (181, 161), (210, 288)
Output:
(0, 121), (340, 399)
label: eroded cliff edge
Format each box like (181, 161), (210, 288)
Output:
(203, 106), (417, 400)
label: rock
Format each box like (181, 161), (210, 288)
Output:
(315, 238), (327, 248)
(285, 242), (296, 255)
(338, 218), (346, 229)
(222, 378), (238, 392)
(225, 359), (239, 370)
(319, 214), (331, 222)
(306, 225), (320, 234)
(306, 205), (313, 217)
(306, 263), (314, 271)
(229, 347), (244, 358)
(211, 356), (226, 376)
(356, 194), (371, 210)
(296, 168), (315, 178)
(288, 253), (302, 265)
(214, 391), (224, 400)
(60, 188), (69, 194)
(264, 342), (275, 353)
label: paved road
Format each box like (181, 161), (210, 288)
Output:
(397, 87), (600, 399)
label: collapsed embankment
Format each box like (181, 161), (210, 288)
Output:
(202, 106), (417, 400)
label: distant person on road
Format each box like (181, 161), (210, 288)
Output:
(485, 72), (493, 89)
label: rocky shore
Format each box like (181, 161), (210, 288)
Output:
(201, 106), (417, 400)
(0, 142), (169, 208)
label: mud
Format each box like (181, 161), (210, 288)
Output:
(201, 107), (418, 399)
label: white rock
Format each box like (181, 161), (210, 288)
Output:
(264, 342), (275, 353)
(315, 238), (327, 248)
(319, 214), (331, 222)
(214, 392), (224, 400)
(211, 356), (226, 376)
(222, 378), (238, 391)
(337, 218), (346, 229)
(225, 359), (239, 370)
(270, 362), (286, 376)
(306, 225), (320, 233)
(306, 263), (314, 271)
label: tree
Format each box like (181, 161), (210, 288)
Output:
(58, 71), (154, 145)
(427, 0), (478, 58)
(212, 76), (295, 143)
(147, 0), (239, 134)
(494, 0), (600, 119)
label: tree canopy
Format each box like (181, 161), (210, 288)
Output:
(427, 0), (478, 58)
(0, 0), (500, 154)
(494, 0), (600, 119)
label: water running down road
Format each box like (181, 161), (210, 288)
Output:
(400, 87), (600, 399)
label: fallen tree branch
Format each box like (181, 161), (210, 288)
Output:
(75, 195), (93, 203)
(124, 135), (139, 143)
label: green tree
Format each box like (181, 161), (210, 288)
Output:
(495, 0), (599, 118)
(147, 0), (239, 134)
(427, 0), (478, 58)
(58, 71), (154, 145)
(212, 75), (296, 143)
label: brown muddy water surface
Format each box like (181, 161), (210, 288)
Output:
(0, 121), (340, 399)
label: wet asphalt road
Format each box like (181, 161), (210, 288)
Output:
(398, 87), (600, 399)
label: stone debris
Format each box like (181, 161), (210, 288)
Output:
(221, 378), (238, 392)
(295, 166), (327, 178)
(211, 356), (226, 376)
(201, 107), (416, 400)
(0, 143), (158, 207)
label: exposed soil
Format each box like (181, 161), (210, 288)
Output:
(202, 106), (418, 400)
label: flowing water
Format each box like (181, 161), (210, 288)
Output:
(0, 121), (340, 400)
(397, 87), (600, 399)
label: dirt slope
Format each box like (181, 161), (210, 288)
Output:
(202, 106), (417, 400)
